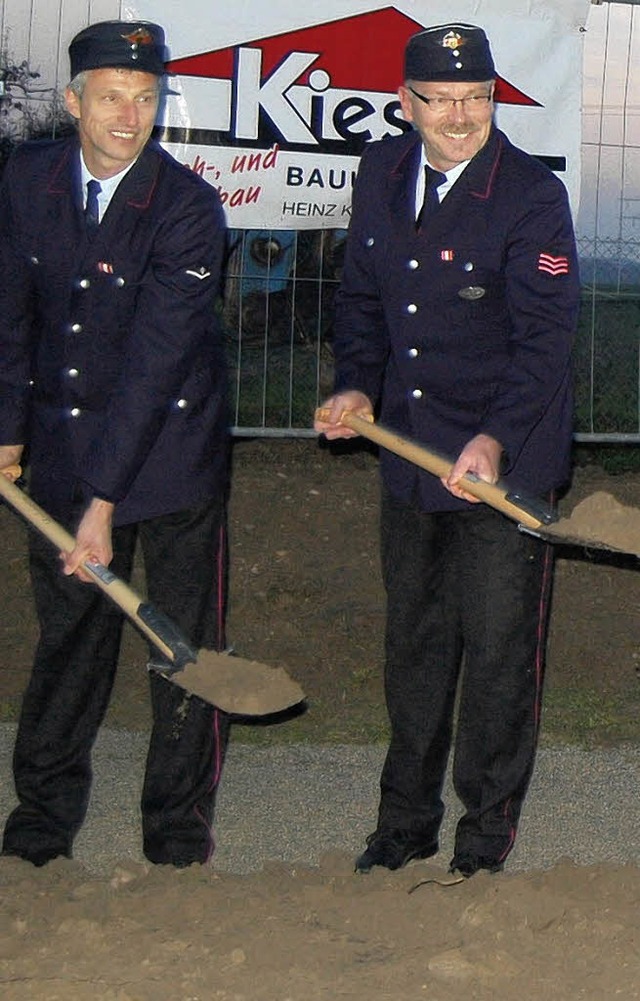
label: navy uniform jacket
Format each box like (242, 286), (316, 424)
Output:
(0, 136), (228, 525)
(333, 126), (581, 512)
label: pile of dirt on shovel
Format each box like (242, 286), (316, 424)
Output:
(544, 490), (640, 556)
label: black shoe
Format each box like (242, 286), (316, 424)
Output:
(449, 854), (504, 879)
(2, 846), (70, 867)
(355, 828), (438, 874)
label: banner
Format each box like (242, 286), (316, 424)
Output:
(127, 1), (590, 229)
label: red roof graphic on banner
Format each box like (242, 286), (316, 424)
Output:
(166, 7), (541, 107)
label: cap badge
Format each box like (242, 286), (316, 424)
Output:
(442, 31), (466, 50)
(121, 27), (154, 47)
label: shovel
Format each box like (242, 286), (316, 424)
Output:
(315, 410), (640, 557)
(0, 470), (305, 716)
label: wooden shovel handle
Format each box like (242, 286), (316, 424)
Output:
(0, 474), (178, 661)
(315, 408), (549, 531)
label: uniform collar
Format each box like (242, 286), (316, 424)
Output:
(387, 127), (504, 232)
(391, 127), (503, 188)
(116, 140), (163, 210)
(80, 154), (138, 208)
(45, 136), (162, 213)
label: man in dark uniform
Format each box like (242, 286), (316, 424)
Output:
(0, 20), (231, 867)
(315, 24), (580, 877)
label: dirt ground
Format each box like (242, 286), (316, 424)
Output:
(2, 439), (640, 1000)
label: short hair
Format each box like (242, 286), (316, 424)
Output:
(67, 68), (161, 97)
(68, 71), (89, 97)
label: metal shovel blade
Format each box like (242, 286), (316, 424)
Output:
(166, 649), (305, 716)
(519, 490), (640, 557)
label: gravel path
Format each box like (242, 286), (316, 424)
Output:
(1, 724), (638, 875)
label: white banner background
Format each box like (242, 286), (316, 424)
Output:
(126, 1), (591, 228)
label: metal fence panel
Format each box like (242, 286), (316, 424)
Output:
(576, 0), (640, 441)
(223, 228), (343, 436)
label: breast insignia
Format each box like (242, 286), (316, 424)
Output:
(458, 286), (486, 300)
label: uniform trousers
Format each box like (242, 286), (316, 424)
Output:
(377, 486), (554, 865)
(3, 496), (230, 867)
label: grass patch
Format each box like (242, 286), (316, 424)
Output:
(0, 697), (21, 722)
(541, 685), (640, 747)
(231, 693), (390, 746)
(5, 682), (640, 750)
(234, 683), (640, 749)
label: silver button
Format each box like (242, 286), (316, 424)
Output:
(412, 389), (423, 400)
(455, 61), (463, 69)
(407, 259), (419, 270)
(176, 398), (188, 410)
(70, 323), (82, 334)
(67, 368), (79, 378)
(366, 237), (375, 247)
(70, 407), (81, 418)
(116, 277), (125, 288)
(408, 347), (419, 358)
(30, 256), (39, 265)
(79, 278), (90, 289)
(464, 262), (474, 272)
(407, 303), (418, 314)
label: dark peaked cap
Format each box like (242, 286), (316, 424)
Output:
(405, 23), (496, 82)
(69, 20), (166, 78)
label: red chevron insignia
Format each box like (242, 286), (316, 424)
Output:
(538, 253), (570, 276)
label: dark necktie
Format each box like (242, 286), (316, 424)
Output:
(416, 166), (446, 229)
(84, 179), (102, 232)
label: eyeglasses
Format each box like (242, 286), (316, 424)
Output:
(408, 87), (493, 112)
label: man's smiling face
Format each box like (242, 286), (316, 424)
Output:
(65, 67), (160, 178)
(398, 79), (495, 171)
